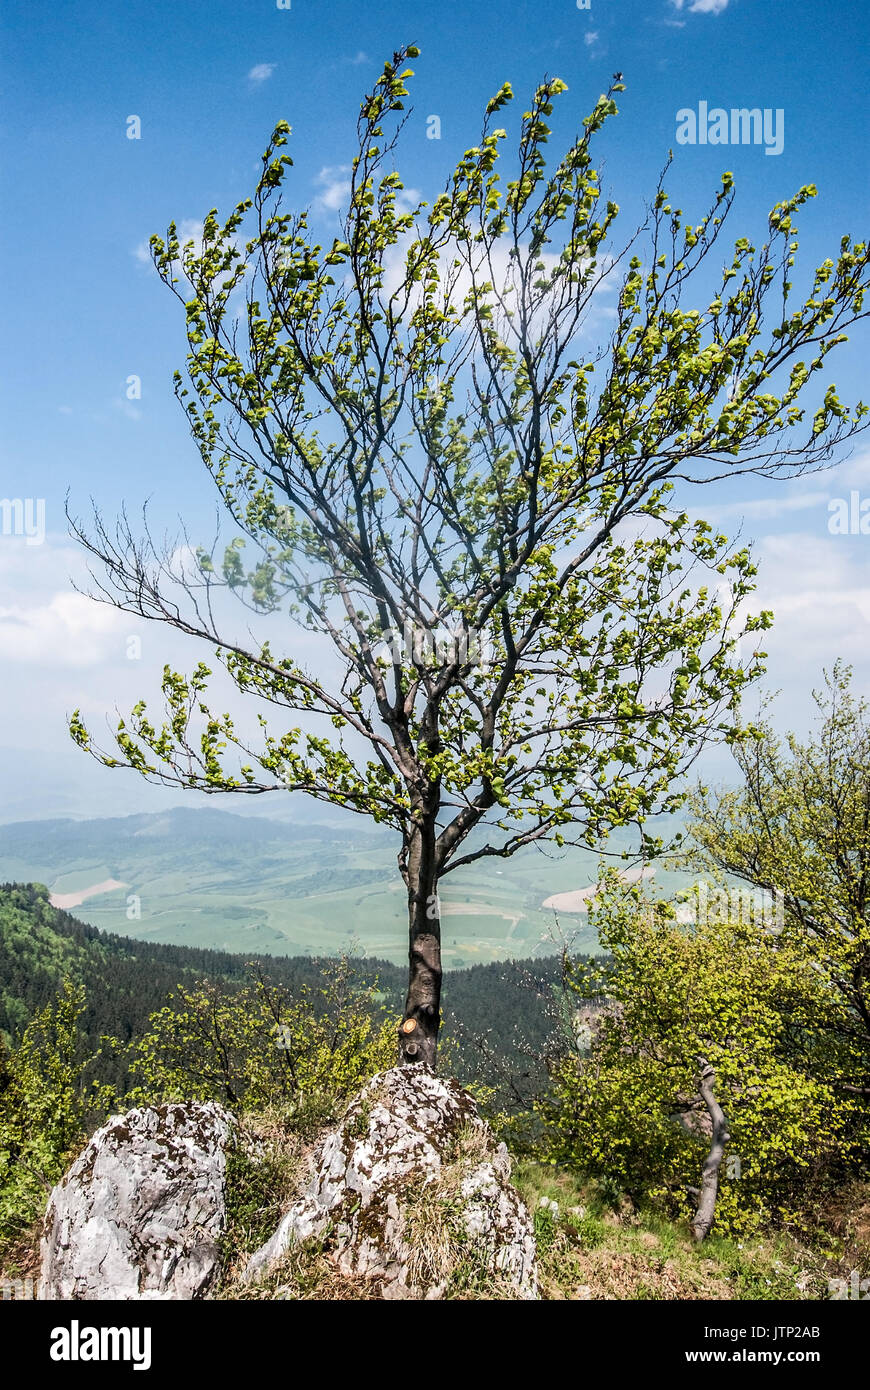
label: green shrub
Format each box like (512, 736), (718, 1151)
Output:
(539, 874), (849, 1238)
(0, 981), (114, 1265)
(126, 956), (397, 1127)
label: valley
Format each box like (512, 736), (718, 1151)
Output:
(0, 805), (691, 965)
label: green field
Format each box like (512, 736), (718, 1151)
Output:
(0, 807), (693, 966)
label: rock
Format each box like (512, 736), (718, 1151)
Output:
(245, 1065), (538, 1299)
(40, 1101), (242, 1300)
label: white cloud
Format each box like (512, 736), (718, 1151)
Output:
(692, 454), (870, 528)
(832, 449), (870, 490)
(134, 217), (205, 270)
(740, 528), (870, 726)
(703, 490), (829, 524)
(0, 590), (128, 668)
(347, 51), (369, 66)
(313, 165), (352, 213)
(248, 63), (276, 84)
(113, 398), (142, 424)
(378, 230), (617, 352)
(312, 166), (421, 219)
(671, 0), (729, 12)
(584, 31), (599, 48)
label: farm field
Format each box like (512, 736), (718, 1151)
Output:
(0, 806), (693, 965)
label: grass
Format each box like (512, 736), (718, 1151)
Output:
(511, 1162), (833, 1301)
(219, 1110), (311, 1286)
(6, 1091), (864, 1302)
(224, 1119), (844, 1302)
(228, 1116), (525, 1302)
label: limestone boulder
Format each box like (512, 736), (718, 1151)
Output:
(40, 1101), (243, 1300)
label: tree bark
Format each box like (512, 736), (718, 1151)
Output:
(691, 1059), (730, 1242)
(398, 818), (441, 1068)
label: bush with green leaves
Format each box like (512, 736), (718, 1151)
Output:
(124, 957), (397, 1132)
(539, 873), (849, 1237)
(0, 980), (114, 1264)
(685, 662), (870, 1141)
(0, 959), (397, 1271)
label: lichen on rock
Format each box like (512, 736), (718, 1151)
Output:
(40, 1101), (249, 1301)
(244, 1065), (538, 1299)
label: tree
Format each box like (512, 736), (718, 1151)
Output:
(540, 873), (846, 1238)
(685, 662), (870, 1124)
(0, 981), (113, 1258)
(69, 48), (870, 1065)
(124, 960), (395, 1130)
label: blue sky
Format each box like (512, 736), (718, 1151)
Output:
(0, 0), (868, 821)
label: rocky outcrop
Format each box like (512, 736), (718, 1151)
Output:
(40, 1102), (242, 1301)
(245, 1065), (538, 1299)
(38, 1071), (538, 1301)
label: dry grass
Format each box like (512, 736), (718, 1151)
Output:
(402, 1121), (503, 1296)
(227, 1137), (850, 1302)
(512, 1161), (840, 1301)
(218, 1109), (315, 1287)
(0, 1221), (42, 1296)
(229, 1118), (528, 1301)
(225, 1239), (388, 1301)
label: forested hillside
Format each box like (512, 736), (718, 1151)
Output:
(0, 882), (565, 1099)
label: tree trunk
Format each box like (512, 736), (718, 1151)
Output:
(398, 819), (441, 1068)
(691, 1059), (730, 1242)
